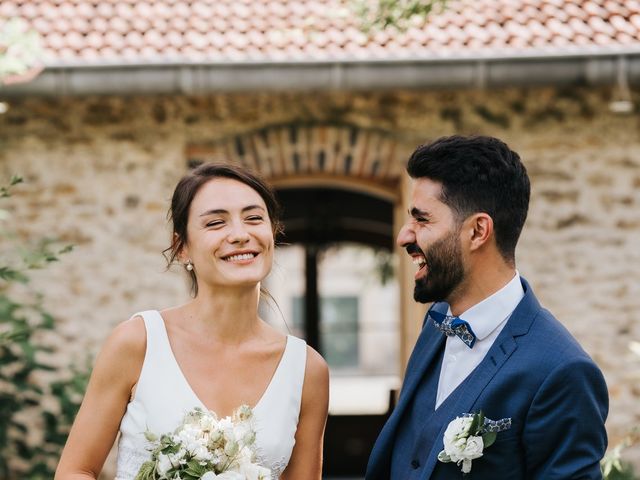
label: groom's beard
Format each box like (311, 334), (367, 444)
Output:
(413, 228), (465, 304)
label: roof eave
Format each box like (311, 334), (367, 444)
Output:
(2, 50), (640, 96)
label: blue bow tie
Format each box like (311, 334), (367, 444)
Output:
(428, 309), (477, 348)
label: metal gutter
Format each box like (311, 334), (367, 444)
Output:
(2, 49), (640, 96)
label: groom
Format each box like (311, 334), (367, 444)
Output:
(366, 135), (608, 479)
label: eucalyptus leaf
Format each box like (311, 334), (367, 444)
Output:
(482, 431), (497, 448)
(134, 461), (156, 480)
(469, 413), (481, 435)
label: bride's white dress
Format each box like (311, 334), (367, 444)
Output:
(114, 310), (307, 480)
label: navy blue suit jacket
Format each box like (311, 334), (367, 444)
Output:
(365, 278), (608, 479)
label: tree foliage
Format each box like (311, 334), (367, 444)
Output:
(0, 177), (89, 478)
(354, 0), (449, 32)
(0, 17), (43, 84)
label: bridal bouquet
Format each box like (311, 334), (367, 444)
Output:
(135, 405), (271, 480)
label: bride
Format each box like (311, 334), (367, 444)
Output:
(55, 163), (330, 479)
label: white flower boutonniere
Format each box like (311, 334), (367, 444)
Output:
(437, 411), (511, 475)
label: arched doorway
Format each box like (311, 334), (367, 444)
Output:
(262, 186), (400, 477)
(276, 187), (394, 350)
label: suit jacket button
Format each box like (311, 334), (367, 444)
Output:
(411, 459), (420, 469)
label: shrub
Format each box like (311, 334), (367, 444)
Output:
(0, 176), (89, 478)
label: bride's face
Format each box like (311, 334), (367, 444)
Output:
(181, 177), (275, 290)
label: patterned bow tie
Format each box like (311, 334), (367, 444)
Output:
(428, 309), (477, 348)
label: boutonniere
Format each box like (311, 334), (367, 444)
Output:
(437, 411), (511, 475)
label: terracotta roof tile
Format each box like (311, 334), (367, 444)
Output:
(2, 0), (638, 66)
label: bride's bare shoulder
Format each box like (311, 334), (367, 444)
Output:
(302, 345), (329, 395)
(100, 314), (147, 362)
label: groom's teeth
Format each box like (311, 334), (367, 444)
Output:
(226, 253), (255, 261)
(412, 256), (426, 266)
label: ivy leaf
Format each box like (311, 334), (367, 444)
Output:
(185, 460), (207, 476)
(0, 267), (29, 283)
(10, 175), (24, 186)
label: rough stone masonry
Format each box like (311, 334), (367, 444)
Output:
(0, 86), (639, 472)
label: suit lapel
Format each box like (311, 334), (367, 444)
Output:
(366, 315), (445, 478)
(419, 334), (518, 478)
(420, 278), (541, 479)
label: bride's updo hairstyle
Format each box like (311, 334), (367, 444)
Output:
(164, 163), (283, 296)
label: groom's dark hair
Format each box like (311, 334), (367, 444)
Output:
(407, 135), (530, 264)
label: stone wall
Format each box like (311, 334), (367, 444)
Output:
(1, 86), (639, 470)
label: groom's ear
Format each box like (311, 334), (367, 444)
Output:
(466, 213), (494, 252)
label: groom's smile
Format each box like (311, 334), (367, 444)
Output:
(407, 244), (428, 280)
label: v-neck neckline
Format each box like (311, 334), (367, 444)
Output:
(153, 310), (290, 417)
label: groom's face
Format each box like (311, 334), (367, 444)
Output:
(397, 178), (466, 304)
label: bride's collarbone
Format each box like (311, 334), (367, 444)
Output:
(169, 337), (287, 416)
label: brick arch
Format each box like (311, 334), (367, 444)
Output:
(186, 124), (410, 200)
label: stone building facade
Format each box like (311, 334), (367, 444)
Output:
(1, 86), (639, 469)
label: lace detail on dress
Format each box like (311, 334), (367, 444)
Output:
(115, 444), (151, 480)
(255, 446), (288, 479)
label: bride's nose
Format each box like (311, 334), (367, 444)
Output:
(227, 222), (250, 244)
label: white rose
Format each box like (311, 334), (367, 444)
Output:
(199, 415), (212, 428)
(179, 425), (200, 443)
(442, 432), (466, 462)
(463, 435), (484, 460)
(442, 417), (480, 462)
(443, 417), (473, 442)
(193, 445), (213, 461)
(168, 449), (187, 467)
(201, 473), (217, 480)
(184, 439), (199, 453)
(239, 461), (272, 480)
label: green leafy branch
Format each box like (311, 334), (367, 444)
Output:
(353, 0), (449, 32)
(0, 176), (87, 478)
(0, 18), (43, 83)
(601, 427), (640, 480)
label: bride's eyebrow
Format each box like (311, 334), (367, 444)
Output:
(242, 205), (266, 213)
(199, 205), (265, 217)
(199, 209), (227, 217)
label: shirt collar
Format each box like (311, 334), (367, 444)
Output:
(447, 271), (524, 341)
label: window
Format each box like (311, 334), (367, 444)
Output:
(292, 296), (359, 369)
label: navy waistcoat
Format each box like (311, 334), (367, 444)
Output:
(390, 340), (468, 479)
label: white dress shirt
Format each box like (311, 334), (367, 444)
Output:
(435, 272), (524, 409)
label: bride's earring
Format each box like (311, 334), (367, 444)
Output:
(185, 260), (194, 271)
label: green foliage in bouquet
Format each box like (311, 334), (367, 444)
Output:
(0, 176), (90, 479)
